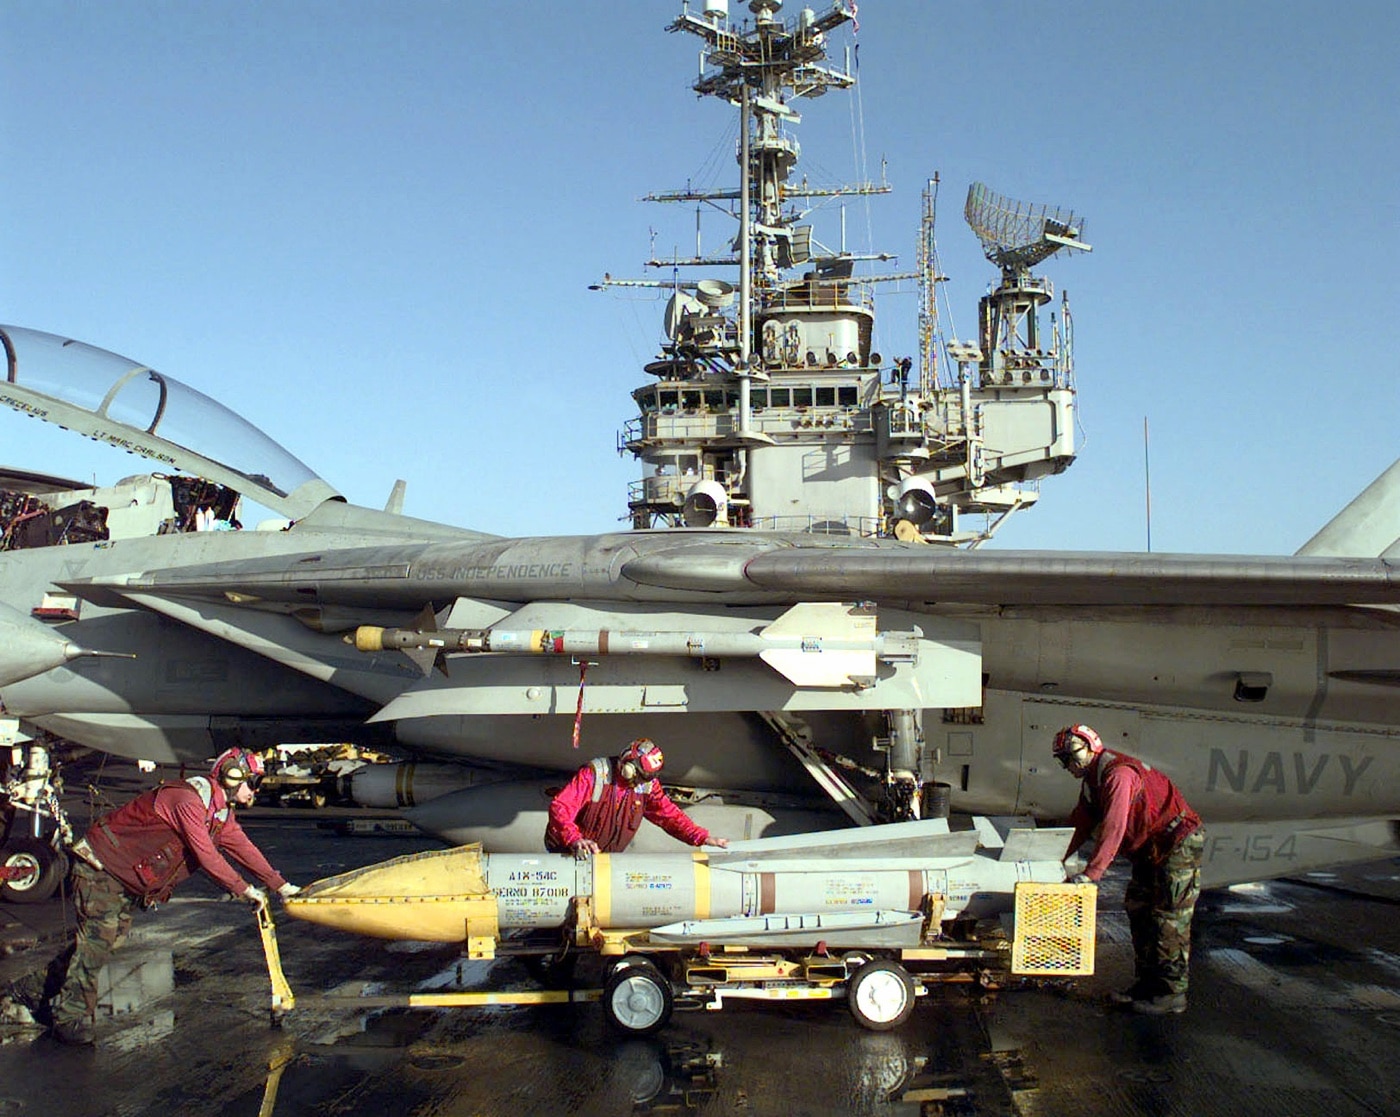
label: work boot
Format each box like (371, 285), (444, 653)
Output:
(1107, 986), (1142, 1006)
(1131, 992), (1187, 1015)
(51, 1017), (96, 1046)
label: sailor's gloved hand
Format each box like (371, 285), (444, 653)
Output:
(277, 882), (302, 899)
(1068, 873), (1092, 885)
(571, 839), (601, 860)
(242, 885), (269, 908)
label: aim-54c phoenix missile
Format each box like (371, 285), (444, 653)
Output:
(350, 602), (919, 688)
(284, 817), (1072, 950)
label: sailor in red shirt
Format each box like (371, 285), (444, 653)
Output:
(1054, 724), (1204, 1016)
(546, 738), (729, 858)
(38, 748), (300, 1045)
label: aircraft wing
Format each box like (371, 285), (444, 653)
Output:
(54, 535), (1396, 722)
(67, 535), (1399, 611)
(620, 544), (1400, 606)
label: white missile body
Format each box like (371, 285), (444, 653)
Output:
(285, 818), (1073, 947)
(345, 760), (509, 809)
(352, 602), (922, 688)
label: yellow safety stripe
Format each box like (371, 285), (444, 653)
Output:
(692, 850), (710, 920)
(593, 853), (611, 926)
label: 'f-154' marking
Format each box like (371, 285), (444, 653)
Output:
(1207, 749), (1374, 796)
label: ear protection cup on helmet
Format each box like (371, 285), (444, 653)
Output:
(212, 748), (265, 790)
(617, 738), (664, 784)
(1053, 724), (1103, 757)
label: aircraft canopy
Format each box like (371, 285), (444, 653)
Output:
(0, 324), (339, 518)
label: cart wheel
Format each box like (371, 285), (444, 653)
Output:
(0, 840), (67, 904)
(847, 959), (916, 1031)
(602, 958), (673, 1036)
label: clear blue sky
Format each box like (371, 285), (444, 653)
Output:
(4, 1), (1396, 555)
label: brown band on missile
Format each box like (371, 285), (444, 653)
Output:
(759, 873), (776, 915)
(599, 630), (610, 655)
(909, 870), (924, 910)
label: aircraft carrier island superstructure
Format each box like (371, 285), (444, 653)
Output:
(602, 0), (1091, 544)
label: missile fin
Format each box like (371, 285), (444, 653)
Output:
(759, 647), (876, 688)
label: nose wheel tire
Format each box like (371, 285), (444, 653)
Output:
(847, 959), (916, 1031)
(1, 839), (68, 904)
(602, 958), (674, 1036)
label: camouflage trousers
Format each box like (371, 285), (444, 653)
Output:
(47, 861), (137, 1030)
(1124, 829), (1205, 997)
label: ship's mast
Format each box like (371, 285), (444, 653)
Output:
(601, 0), (1090, 544)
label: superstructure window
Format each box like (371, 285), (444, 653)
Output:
(838, 386), (858, 406)
(815, 387), (836, 407)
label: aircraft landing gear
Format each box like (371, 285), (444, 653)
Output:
(0, 837), (68, 904)
(1, 740), (74, 904)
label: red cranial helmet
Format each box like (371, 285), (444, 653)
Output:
(212, 747), (265, 790)
(618, 738), (664, 783)
(1052, 724), (1104, 767)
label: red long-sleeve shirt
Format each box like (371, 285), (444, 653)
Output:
(1067, 751), (1200, 881)
(545, 759), (710, 853)
(86, 777), (287, 903)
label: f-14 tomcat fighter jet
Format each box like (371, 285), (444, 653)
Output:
(2, 321), (1398, 899)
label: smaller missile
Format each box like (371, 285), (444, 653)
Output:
(349, 602), (920, 688)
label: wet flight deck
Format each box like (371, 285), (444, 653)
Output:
(1, 810), (1397, 1117)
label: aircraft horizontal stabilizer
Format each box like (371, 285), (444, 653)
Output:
(1200, 817), (1400, 889)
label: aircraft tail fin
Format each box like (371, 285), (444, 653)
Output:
(1296, 458), (1400, 558)
(384, 479), (407, 515)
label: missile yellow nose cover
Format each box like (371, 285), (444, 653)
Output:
(284, 845), (499, 944)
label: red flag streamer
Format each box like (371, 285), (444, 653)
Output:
(571, 661), (589, 748)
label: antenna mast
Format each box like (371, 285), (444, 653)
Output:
(917, 175), (941, 395)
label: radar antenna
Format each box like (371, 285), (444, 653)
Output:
(962, 183), (1091, 395)
(964, 182), (1090, 276)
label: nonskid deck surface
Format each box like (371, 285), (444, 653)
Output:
(1, 814), (1397, 1116)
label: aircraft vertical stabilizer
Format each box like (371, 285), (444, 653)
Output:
(1297, 457), (1400, 557)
